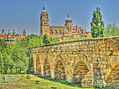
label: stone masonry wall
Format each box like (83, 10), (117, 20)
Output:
(31, 36), (119, 87)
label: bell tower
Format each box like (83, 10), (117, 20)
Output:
(65, 13), (73, 31)
(40, 5), (50, 36)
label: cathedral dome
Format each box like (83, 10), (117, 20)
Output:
(66, 14), (72, 22)
(66, 17), (72, 22)
(42, 9), (47, 13)
(41, 5), (47, 13)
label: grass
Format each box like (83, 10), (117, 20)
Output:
(0, 74), (95, 89)
(35, 75), (82, 87)
(63, 36), (91, 41)
(0, 76), (20, 83)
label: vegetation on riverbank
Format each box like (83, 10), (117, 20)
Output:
(0, 34), (59, 74)
(0, 74), (94, 89)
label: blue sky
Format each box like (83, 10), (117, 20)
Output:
(0, 0), (119, 35)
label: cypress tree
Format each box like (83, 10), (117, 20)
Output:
(91, 7), (104, 38)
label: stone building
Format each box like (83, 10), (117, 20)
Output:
(0, 29), (26, 44)
(40, 6), (91, 39)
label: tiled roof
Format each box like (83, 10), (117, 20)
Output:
(16, 36), (25, 40)
(7, 42), (15, 44)
(0, 34), (7, 37)
(50, 26), (65, 28)
(12, 33), (19, 37)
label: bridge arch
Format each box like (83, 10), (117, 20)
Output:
(104, 56), (119, 79)
(106, 63), (119, 87)
(54, 55), (66, 80)
(73, 55), (91, 70)
(108, 56), (119, 69)
(36, 55), (41, 74)
(73, 60), (89, 84)
(43, 58), (51, 77)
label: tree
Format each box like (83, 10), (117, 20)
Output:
(91, 7), (104, 38)
(43, 34), (50, 44)
(0, 34), (59, 74)
(0, 39), (7, 50)
(104, 23), (119, 37)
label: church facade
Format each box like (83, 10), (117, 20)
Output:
(40, 6), (91, 39)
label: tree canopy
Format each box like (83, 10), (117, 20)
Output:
(104, 23), (119, 37)
(0, 34), (59, 74)
(91, 7), (104, 38)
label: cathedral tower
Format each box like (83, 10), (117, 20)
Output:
(40, 5), (50, 36)
(65, 14), (73, 31)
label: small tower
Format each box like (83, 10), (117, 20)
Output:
(8, 29), (11, 36)
(2, 29), (5, 34)
(65, 13), (73, 31)
(23, 29), (26, 36)
(13, 29), (15, 34)
(12, 29), (16, 37)
(40, 5), (50, 36)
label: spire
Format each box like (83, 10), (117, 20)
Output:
(13, 29), (15, 33)
(43, 4), (45, 10)
(23, 29), (26, 36)
(8, 29), (11, 36)
(67, 13), (70, 18)
(8, 29), (10, 33)
(66, 13), (72, 22)
(41, 4), (47, 13)
(2, 29), (5, 33)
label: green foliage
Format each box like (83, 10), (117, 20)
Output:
(49, 37), (59, 44)
(64, 36), (91, 41)
(35, 80), (39, 84)
(43, 34), (50, 44)
(104, 23), (119, 37)
(0, 76), (20, 83)
(26, 75), (30, 79)
(0, 34), (59, 74)
(0, 39), (7, 50)
(91, 7), (104, 38)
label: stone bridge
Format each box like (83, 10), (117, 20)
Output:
(31, 37), (119, 88)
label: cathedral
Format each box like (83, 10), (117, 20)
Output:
(40, 6), (91, 40)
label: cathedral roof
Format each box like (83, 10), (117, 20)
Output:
(50, 26), (65, 31)
(50, 26), (65, 28)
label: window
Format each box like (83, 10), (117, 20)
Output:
(44, 22), (47, 25)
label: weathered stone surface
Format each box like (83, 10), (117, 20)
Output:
(31, 37), (119, 88)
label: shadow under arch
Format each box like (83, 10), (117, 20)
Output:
(73, 55), (91, 70)
(36, 55), (41, 74)
(43, 58), (51, 77)
(105, 64), (119, 88)
(73, 61), (89, 84)
(54, 55), (66, 80)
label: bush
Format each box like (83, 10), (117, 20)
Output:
(35, 80), (39, 84)
(26, 75), (30, 79)
(20, 71), (25, 74)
